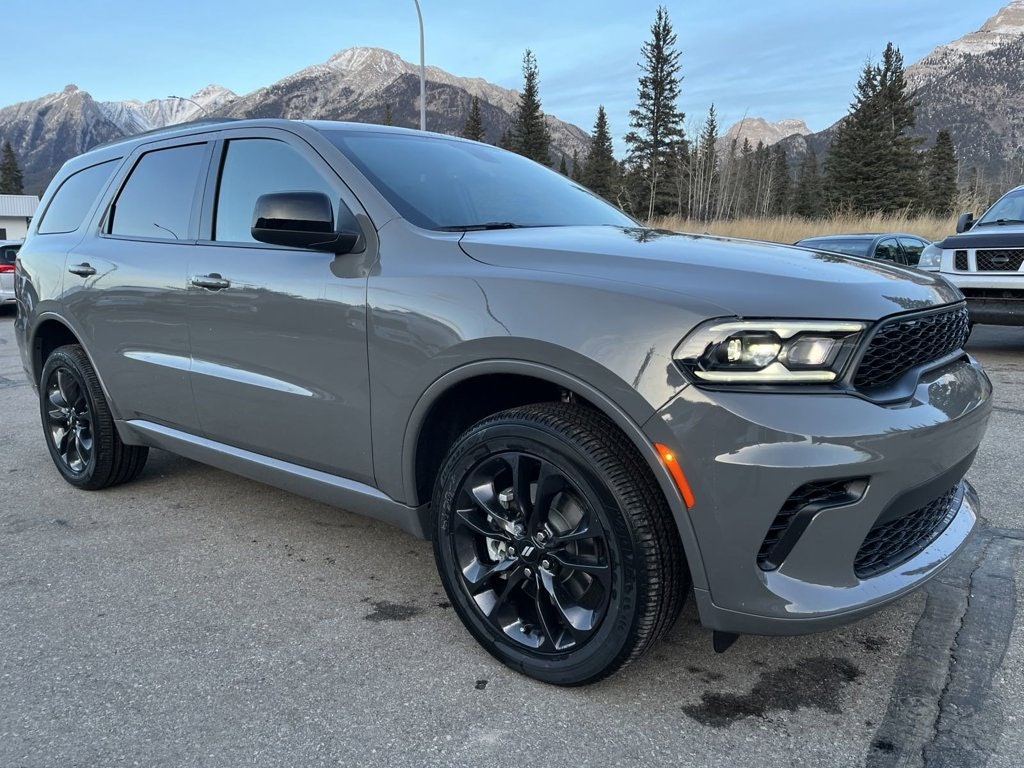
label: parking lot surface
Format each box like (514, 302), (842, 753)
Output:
(1, 307), (1021, 768)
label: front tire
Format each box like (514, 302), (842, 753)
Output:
(40, 345), (148, 490)
(432, 403), (686, 685)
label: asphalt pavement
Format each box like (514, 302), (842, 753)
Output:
(1, 307), (1021, 768)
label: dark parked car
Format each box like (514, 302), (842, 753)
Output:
(14, 119), (991, 685)
(795, 233), (931, 267)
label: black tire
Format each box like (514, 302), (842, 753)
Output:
(39, 344), (149, 490)
(432, 402), (687, 686)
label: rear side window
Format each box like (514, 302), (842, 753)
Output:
(37, 159), (119, 234)
(109, 143), (207, 240)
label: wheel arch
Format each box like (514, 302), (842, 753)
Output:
(402, 359), (709, 591)
(29, 314), (122, 421)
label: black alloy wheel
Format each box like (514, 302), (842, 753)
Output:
(433, 403), (686, 686)
(39, 345), (149, 490)
(44, 363), (94, 475)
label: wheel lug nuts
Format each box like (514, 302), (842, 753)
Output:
(524, 567), (533, 577)
(536, 531), (547, 542)
(507, 547), (516, 557)
(513, 524), (525, 537)
(541, 559), (551, 570)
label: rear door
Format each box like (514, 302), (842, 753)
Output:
(62, 138), (212, 432)
(186, 128), (375, 483)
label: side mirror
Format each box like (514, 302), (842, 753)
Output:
(251, 192), (359, 254)
(955, 212), (974, 233)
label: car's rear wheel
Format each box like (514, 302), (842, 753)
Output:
(40, 345), (148, 490)
(432, 403), (686, 685)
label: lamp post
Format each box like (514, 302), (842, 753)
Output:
(413, 0), (426, 130)
(167, 95), (209, 118)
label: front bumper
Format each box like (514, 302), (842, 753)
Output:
(941, 272), (1024, 325)
(646, 356), (992, 635)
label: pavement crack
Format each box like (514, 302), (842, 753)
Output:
(867, 528), (1020, 768)
(920, 536), (995, 766)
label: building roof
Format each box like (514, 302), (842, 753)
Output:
(0, 194), (40, 218)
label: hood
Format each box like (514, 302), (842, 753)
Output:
(935, 226), (1024, 249)
(460, 226), (961, 320)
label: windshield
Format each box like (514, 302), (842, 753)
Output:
(321, 130), (636, 231)
(976, 187), (1024, 226)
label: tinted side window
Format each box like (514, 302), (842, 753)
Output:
(898, 237), (926, 266)
(110, 144), (207, 240)
(214, 139), (336, 243)
(37, 159), (119, 234)
(873, 239), (900, 262)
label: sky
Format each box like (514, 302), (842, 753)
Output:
(1, 0), (1011, 148)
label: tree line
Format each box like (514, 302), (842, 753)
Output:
(475, 6), (963, 222)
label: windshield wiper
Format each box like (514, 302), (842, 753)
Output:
(435, 222), (524, 231)
(974, 218), (1024, 227)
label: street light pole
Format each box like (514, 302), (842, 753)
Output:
(413, 0), (426, 130)
(167, 95), (210, 118)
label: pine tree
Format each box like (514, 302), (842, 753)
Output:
(462, 96), (485, 142)
(498, 128), (514, 150)
(570, 149), (581, 181)
(793, 148), (824, 218)
(923, 130), (958, 215)
(0, 141), (24, 195)
(513, 49), (551, 164)
(581, 105), (618, 199)
(826, 43), (922, 214)
(624, 6), (685, 220)
(558, 155), (568, 175)
(382, 104), (393, 126)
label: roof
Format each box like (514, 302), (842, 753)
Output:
(0, 194), (40, 218)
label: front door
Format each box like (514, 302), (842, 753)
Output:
(186, 132), (375, 484)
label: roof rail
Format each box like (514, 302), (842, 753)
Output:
(92, 117), (241, 150)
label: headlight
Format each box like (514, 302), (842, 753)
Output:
(674, 319), (866, 384)
(917, 244), (941, 271)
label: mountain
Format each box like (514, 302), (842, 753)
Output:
(905, 1), (1024, 90)
(0, 47), (590, 195)
(720, 117), (810, 149)
(778, 1), (1024, 184)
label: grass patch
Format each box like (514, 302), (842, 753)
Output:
(649, 213), (959, 244)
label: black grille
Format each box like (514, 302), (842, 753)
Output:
(954, 250), (969, 271)
(854, 486), (960, 578)
(758, 479), (864, 570)
(976, 249), (1024, 271)
(853, 305), (970, 390)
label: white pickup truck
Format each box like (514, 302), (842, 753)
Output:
(921, 184), (1024, 326)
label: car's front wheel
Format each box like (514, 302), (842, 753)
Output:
(40, 345), (148, 490)
(432, 403), (686, 685)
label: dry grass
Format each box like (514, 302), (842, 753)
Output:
(648, 213), (959, 244)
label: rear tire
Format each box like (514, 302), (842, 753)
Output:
(432, 402), (687, 685)
(40, 345), (148, 490)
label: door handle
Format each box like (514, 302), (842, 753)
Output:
(68, 263), (96, 277)
(191, 274), (231, 290)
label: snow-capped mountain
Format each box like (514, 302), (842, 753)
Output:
(906, 0), (1024, 89)
(0, 47), (589, 194)
(98, 85), (238, 134)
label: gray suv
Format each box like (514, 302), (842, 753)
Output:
(14, 119), (992, 685)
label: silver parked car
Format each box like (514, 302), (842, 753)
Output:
(0, 239), (21, 306)
(14, 119), (991, 685)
